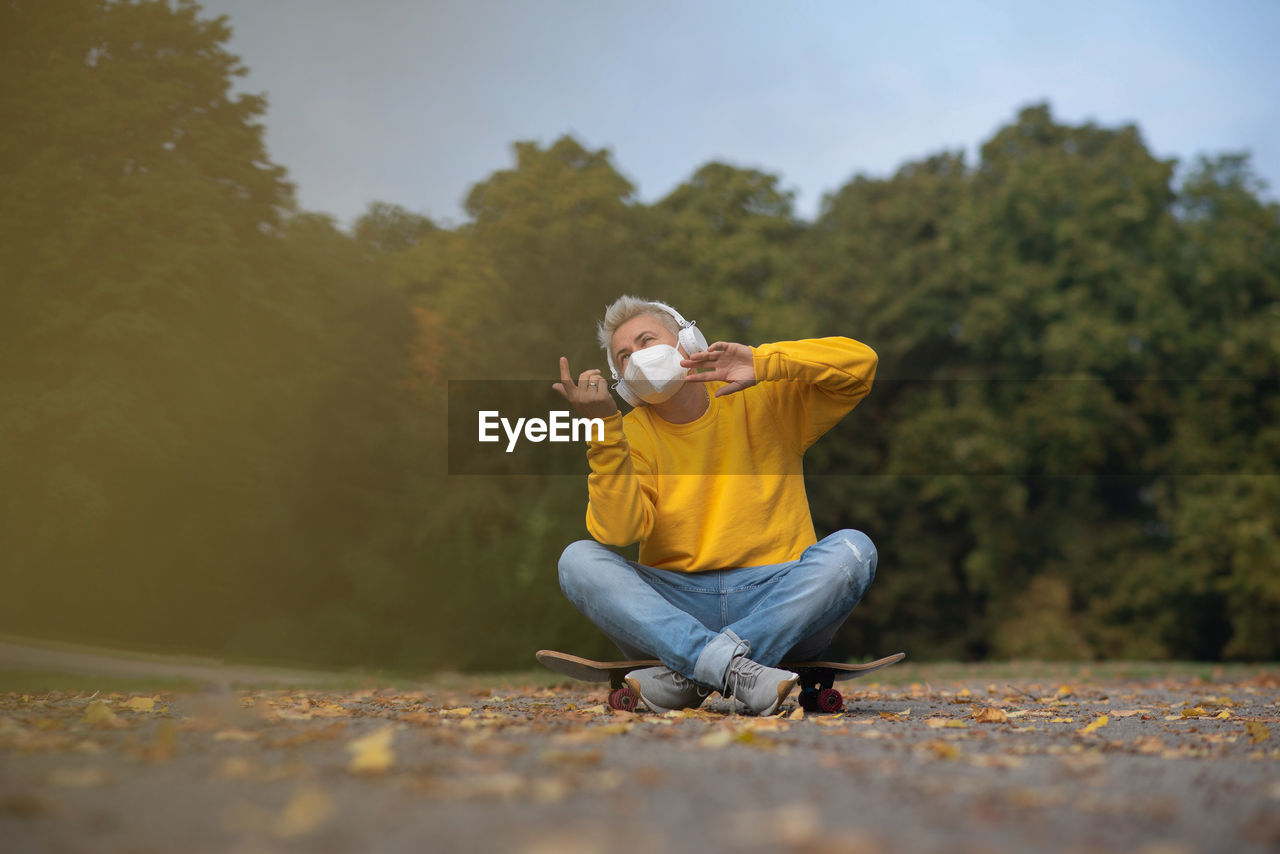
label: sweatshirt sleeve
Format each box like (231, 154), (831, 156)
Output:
(583, 412), (657, 546)
(751, 337), (878, 451)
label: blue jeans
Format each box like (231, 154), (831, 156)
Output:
(558, 530), (877, 691)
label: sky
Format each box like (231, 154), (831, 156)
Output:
(199, 0), (1280, 228)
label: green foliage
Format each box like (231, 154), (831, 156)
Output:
(2, 4), (1276, 667)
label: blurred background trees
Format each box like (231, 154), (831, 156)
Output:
(2, 0), (1277, 669)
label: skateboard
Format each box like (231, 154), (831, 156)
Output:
(536, 649), (906, 713)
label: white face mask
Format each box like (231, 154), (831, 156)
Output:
(623, 344), (688, 404)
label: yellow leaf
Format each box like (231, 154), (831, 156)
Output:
(1079, 715), (1109, 735)
(958, 688), (972, 697)
(217, 758), (257, 780)
(741, 717), (788, 732)
(924, 740), (960, 760)
(1246, 721), (1271, 744)
(1215, 710), (1231, 720)
(1109, 709), (1146, 718)
(972, 707), (1009, 724)
(787, 707), (805, 721)
(214, 729), (261, 742)
(440, 707), (472, 718)
(1056, 685), (1074, 696)
(145, 720), (176, 762)
(81, 701), (126, 729)
(123, 697), (157, 713)
(346, 726), (395, 774)
(273, 786), (334, 839)
(699, 729), (734, 749)
(1050, 718), (1075, 724)
(1181, 707), (1208, 719)
(275, 709), (313, 721)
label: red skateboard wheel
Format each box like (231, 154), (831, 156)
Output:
(816, 688), (843, 713)
(608, 687), (639, 712)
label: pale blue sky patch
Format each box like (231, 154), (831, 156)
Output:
(201, 0), (1280, 226)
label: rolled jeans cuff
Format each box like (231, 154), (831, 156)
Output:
(692, 630), (745, 692)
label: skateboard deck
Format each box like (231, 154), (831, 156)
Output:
(535, 649), (906, 713)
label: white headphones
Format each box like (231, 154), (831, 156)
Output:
(605, 301), (709, 407)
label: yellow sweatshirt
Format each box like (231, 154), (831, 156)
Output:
(584, 337), (877, 572)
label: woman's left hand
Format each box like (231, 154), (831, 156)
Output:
(682, 341), (757, 397)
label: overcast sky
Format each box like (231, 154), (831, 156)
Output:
(199, 0), (1280, 227)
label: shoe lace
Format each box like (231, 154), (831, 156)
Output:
(723, 637), (760, 715)
(668, 669), (711, 700)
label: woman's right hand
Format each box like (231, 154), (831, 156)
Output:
(552, 356), (619, 420)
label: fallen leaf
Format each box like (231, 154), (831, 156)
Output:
(787, 707), (805, 721)
(274, 709), (313, 721)
(273, 787), (334, 839)
(217, 757), (257, 780)
(399, 711), (437, 726)
(926, 718), (967, 729)
(1246, 721), (1271, 744)
(969, 754), (1024, 769)
(145, 720), (176, 762)
(440, 707), (473, 718)
(122, 697), (157, 713)
(1181, 707), (1209, 719)
(346, 725), (395, 774)
(539, 749), (603, 767)
(923, 740), (960, 760)
(972, 707), (1009, 724)
(740, 717), (788, 732)
(1079, 715), (1109, 735)
(1110, 709), (1147, 718)
(214, 729), (260, 742)
(699, 729), (734, 749)
(81, 701), (126, 730)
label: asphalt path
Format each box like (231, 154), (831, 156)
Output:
(1, 640), (1277, 853)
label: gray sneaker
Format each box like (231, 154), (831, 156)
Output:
(724, 655), (798, 716)
(624, 666), (711, 713)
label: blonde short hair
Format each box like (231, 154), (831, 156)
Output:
(596, 295), (681, 355)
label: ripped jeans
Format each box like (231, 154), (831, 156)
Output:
(557, 529), (877, 691)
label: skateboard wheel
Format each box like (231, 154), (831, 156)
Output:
(798, 690), (820, 712)
(608, 687), (639, 712)
(816, 688), (843, 713)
